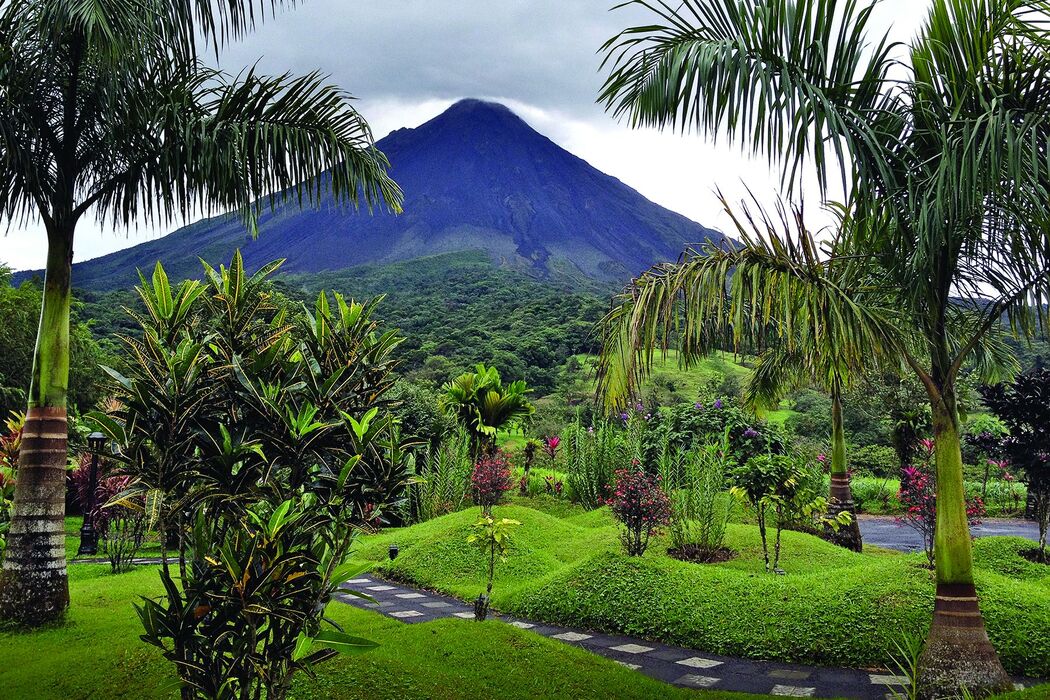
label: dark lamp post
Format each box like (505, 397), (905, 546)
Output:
(77, 432), (107, 556)
(388, 544), (399, 560)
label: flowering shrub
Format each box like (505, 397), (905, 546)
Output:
(544, 474), (564, 498)
(897, 443), (985, 566)
(471, 452), (513, 512)
(609, 468), (670, 556)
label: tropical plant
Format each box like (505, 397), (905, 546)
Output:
(0, 0), (400, 626)
(980, 368), (1050, 561)
(663, 431), (733, 562)
(467, 514), (521, 621)
(90, 255), (410, 699)
(411, 430), (473, 523)
(563, 415), (620, 509)
(440, 364), (534, 453)
(520, 439), (539, 496)
(609, 467), (671, 556)
(599, 0), (1050, 691)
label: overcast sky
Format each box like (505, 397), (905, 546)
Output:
(2, 0), (932, 272)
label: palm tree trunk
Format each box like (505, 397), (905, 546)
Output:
(917, 391), (1011, 698)
(0, 227), (73, 626)
(826, 384), (862, 552)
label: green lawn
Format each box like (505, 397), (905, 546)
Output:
(0, 565), (757, 700)
(351, 499), (1050, 679)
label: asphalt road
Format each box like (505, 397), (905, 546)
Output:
(859, 515), (1041, 552)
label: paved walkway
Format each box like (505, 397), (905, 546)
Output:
(859, 516), (1040, 553)
(336, 575), (911, 699)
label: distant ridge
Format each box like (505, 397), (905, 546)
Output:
(22, 99), (726, 290)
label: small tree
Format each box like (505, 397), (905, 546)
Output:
(467, 515), (521, 621)
(731, 454), (844, 573)
(71, 458), (146, 574)
(609, 467), (670, 556)
(0, 414), (22, 561)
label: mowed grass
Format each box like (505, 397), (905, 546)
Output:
(352, 500), (1050, 679)
(0, 565), (757, 700)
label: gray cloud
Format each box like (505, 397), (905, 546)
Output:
(218, 1), (648, 121)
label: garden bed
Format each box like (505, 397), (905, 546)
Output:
(352, 499), (1050, 679)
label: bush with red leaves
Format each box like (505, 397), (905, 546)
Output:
(609, 467), (670, 556)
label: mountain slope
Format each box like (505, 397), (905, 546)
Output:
(33, 99), (725, 290)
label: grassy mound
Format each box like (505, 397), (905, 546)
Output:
(354, 502), (1050, 678)
(0, 565), (754, 700)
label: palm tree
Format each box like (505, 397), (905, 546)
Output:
(599, 201), (898, 552)
(0, 0), (401, 627)
(440, 364), (534, 455)
(600, 0), (1050, 694)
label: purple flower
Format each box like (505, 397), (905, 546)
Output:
(694, 402), (704, 410)
(743, 427), (759, 439)
(635, 402), (644, 411)
(713, 399), (723, 409)
(587, 426), (595, 434)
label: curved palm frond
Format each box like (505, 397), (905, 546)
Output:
(597, 195), (902, 410)
(600, 0), (899, 192)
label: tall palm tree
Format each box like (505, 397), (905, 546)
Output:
(0, 0), (401, 627)
(600, 0), (1050, 694)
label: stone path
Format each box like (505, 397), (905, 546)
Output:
(335, 575), (915, 699)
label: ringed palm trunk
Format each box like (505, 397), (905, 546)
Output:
(917, 387), (1011, 698)
(0, 225), (73, 626)
(826, 383), (862, 552)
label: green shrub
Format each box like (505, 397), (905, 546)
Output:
(849, 444), (899, 477)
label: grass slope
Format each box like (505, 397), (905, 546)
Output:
(353, 502), (1050, 678)
(0, 566), (754, 700)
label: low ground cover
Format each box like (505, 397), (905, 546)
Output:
(352, 500), (1050, 678)
(0, 565), (762, 700)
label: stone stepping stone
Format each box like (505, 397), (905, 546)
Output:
(453, 612), (475, 619)
(676, 656), (723, 669)
(674, 674), (721, 688)
(552, 632), (592, 642)
(421, 601), (452, 609)
(395, 593), (427, 599)
(509, 621), (535, 629)
(389, 610), (424, 618)
(868, 673), (908, 686)
(366, 585), (396, 591)
(615, 661), (642, 670)
(771, 685), (816, 697)
(609, 643), (653, 654)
